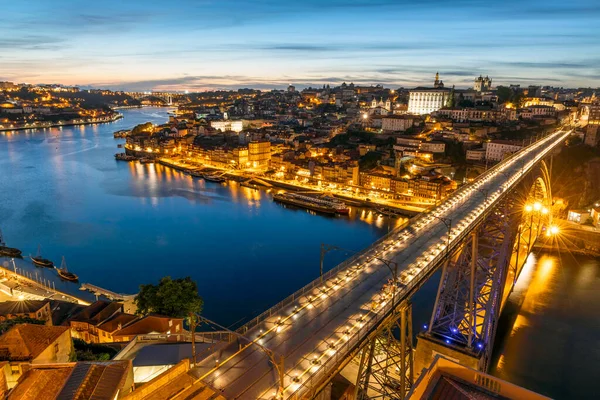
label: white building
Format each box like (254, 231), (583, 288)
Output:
(485, 140), (522, 162)
(210, 120), (244, 133)
(381, 115), (415, 132)
(407, 73), (451, 115)
(408, 89), (451, 115)
(466, 148), (486, 161)
(420, 141), (446, 153)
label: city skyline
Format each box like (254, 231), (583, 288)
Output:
(2, 0), (600, 91)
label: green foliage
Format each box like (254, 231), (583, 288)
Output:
(444, 141), (466, 165)
(135, 276), (204, 318)
(72, 338), (116, 361)
(0, 317), (45, 335)
(359, 151), (382, 170)
(131, 122), (154, 135)
(496, 86), (512, 104)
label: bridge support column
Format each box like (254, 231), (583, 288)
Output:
(415, 198), (520, 376)
(354, 301), (413, 399)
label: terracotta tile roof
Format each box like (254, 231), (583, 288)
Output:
(7, 366), (73, 400)
(8, 361), (132, 400)
(114, 314), (181, 337)
(0, 300), (49, 316)
(68, 301), (123, 325)
(0, 324), (70, 361)
(57, 361), (132, 399)
(97, 313), (138, 333)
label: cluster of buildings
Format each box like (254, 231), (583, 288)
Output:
(119, 74), (600, 206)
(0, 298), (184, 397)
(0, 82), (123, 131)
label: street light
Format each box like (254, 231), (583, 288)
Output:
(319, 243), (399, 300)
(429, 215), (452, 256)
(196, 314), (286, 399)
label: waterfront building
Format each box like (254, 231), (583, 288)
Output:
(408, 74), (451, 115)
(67, 301), (184, 344)
(248, 140), (271, 169)
(0, 324), (73, 389)
(485, 140), (523, 162)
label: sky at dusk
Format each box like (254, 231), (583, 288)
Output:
(2, 0), (600, 91)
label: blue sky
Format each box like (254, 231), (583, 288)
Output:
(1, 0), (600, 90)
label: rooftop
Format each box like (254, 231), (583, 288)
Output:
(0, 324), (69, 361)
(8, 361), (132, 400)
(0, 300), (49, 316)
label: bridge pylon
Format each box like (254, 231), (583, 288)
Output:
(415, 197), (519, 374)
(415, 165), (553, 377)
(355, 301), (413, 400)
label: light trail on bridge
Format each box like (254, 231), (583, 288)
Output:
(191, 128), (571, 399)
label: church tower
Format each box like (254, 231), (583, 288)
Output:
(434, 72), (444, 88)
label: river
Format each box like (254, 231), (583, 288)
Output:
(0, 107), (405, 326)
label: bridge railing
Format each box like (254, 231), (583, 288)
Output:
(236, 130), (565, 337)
(291, 129), (569, 399)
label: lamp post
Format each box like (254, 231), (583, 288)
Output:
(196, 315), (286, 399)
(430, 215), (452, 257)
(320, 243), (399, 301)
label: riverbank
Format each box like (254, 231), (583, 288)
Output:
(0, 113), (123, 132)
(139, 155), (424, 216)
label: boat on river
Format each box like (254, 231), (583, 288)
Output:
(203, 174), (227, 183)
(115, 153), (136, 161)
(273, 193), (337, 214)
(139, 158), (154, 164)
(56, 256), (78, 282)
(30, 245), (54, 268)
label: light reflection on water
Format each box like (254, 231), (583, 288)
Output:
(0, 107), (405, 326)
(492, 252), (600, 399)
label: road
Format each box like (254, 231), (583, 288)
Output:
(192, 129), (571, 399)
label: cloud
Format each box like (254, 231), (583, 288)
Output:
(0, 36), (66, 51)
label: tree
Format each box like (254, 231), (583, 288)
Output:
(135, 276), (203, 318)
(135, 276), (204, 366)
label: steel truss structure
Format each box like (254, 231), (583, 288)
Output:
(355, 301), (413, 400)
(427, 197), (520, 371)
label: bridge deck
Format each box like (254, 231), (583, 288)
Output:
(193, 129), (571, 399)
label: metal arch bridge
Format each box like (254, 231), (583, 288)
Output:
(188, 129), (570, 400)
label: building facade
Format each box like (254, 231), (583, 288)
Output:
(485, 140), (522, 162)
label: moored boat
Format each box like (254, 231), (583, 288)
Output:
(56, 256), (79, 282)
(139, 158), (154, 164)
(0, 246), (22, 258)
(203, 174), (227, 183)
(273, 193), (337, 215)
(115, 153), (137, 161)
(190, 170), (206, 178)
(30, 245), (54, 268)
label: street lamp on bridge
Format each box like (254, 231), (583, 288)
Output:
(195, 315), (286, 399)
(319, 243), (399, 301)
